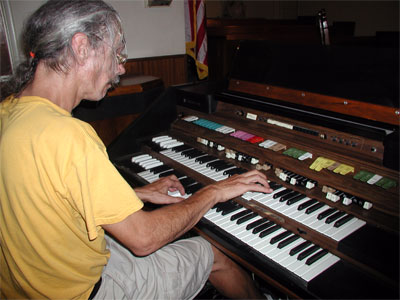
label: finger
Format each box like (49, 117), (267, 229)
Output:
(233, 171), (269, 186)
(248, 182), (273, 194)
(227, 171), (273, 193)
(248, 177), (273, 193)
(240, 169), (267, 180)
(166, 175), (185, 196)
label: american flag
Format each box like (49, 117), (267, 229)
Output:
(184, 0), (208, 80)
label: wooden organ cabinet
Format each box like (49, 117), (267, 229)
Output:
(107, 41), (399, 299)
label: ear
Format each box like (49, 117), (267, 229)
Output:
(71, 33), (90, 65)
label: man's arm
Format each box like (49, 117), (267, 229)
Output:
(102, 170), (272, 256)
(134, 175), (186, 205)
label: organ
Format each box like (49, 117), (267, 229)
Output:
(106, 41), (399, 299)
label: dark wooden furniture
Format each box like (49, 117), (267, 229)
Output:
(207, 18), (322, 81)
(73, 75), (164, 146)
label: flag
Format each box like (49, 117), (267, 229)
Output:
(184, 0), (208, 80)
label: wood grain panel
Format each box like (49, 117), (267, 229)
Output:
(229, 79), (400, 126)
(123, 54), (188, 87)
(90, 114), (140, 147)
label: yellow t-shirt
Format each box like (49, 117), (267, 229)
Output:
(0, 96), (143, 299)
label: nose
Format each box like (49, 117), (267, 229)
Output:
(118, 63), (126, 76)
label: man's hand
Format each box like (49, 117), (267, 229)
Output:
(134, 175), (186, 205)
(205, 169), (273, 204)
(103, 170), (273, 256)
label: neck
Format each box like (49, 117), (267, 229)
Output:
(20, 62), (82, 112)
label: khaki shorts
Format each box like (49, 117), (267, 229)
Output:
(93, 234), (214, 300)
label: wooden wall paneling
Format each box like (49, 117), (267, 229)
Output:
(123, 54), (188, 87)
(90, 113), (140, 147)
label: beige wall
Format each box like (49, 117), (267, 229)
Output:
(206, 0), (399, 37)
(7, 0), (186, 62)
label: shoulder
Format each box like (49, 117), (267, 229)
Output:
(30, 102), (106, 158)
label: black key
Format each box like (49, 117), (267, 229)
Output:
(187, 151), (206, 159)
(279, 191), (299, 202)
(305, 202), (325, 214)
(171, 144), (191, 152)
(185, 183), (203, 194)
(297, 245), (320, 261)
(289, 241), (312, 256)
(196, 155), (217, 164)
(180, 148), (196, 156)
(286, 194), (307, 205)
(224, 167), (247, 176)
(246, 218), (268, 230)
(149, 164), (172, 174)
(221, 203), (242, 216)
(325, 211), (346, 224)
(298, 199), (318, 211)
(334, 215), (354, 228)
(215, 163), (235, 172)
(215, 200), (238, 212)
(259, 225), (281, 238)
(270, 230), (292, 244)
(252, 221), (274, 234)
(218, 202), (238, 212)
(305, 249), (329, 265)
(230, 209), (252, 221)
(159, 170), (185, 179)
(209, 160), (228, 170)
(207, 160), (224, 169)
(181, 149), (199, 157)
(179, 177), (196, 187)
(273, 188), (293, 199)
(277, 235), (300, 249)
(212, 203), (222, 211)
(237, 212), (258, 224)
(317, 208), (337, 220)
(268, 182), (283, 191)
(190, 151), (207, 158)
(157, 168), (177, 177)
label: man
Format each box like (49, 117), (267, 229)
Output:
(0, 1), (272, 299)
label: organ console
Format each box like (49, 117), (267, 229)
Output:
(106, 41), (399, 299)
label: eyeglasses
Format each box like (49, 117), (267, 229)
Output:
(116, 52), (127, 65)
(92, 34), (127, 66)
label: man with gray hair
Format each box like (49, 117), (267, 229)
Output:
(0, 0), (272, 299)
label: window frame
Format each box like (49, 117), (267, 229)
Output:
(1, 0), (19, 82)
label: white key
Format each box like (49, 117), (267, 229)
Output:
(152, 135), (172, 143)
(131, 154), (152, 163)
(164, 141), (184, 149)
(330, 219), (366, 241)
(278, 197), (311, 216)
(279, 241), (313, 268)
(160, 139), (178, 148)
(139, 158), (160, 168)
(301, 254), (340, 282)
(296, 204), (329, 225)
(273, 237), (306, 264)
